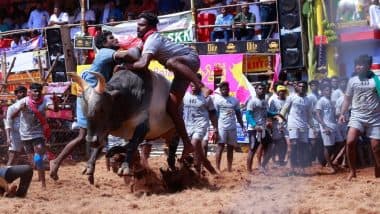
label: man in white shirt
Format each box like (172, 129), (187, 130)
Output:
(369, 0), (380, 29)
(48, 4), (69, 26)
(27, 1), (49, 29)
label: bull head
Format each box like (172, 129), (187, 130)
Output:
(87, 71), (106, 94)
(67, 72), (89, 91)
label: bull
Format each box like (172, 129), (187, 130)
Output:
(69, 69), (216, 183)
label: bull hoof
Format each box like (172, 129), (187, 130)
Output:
(88, 174), (95, 185)
(117, 163), (132, 176)
(82, 164), (95, 175)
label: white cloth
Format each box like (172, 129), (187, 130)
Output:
(49, 12), (69, 25)
(369, 4), (380, 29)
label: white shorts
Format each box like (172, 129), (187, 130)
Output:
(9, 140), (24, 152)
(187, 127), (208, 141)
(218, 128), (237, 146)
(348, 117), (380, 140)
(338, 123), (348, 140)
(308, 127), (321, 139)
(288, 128), (308, 143)
(320, 128), (343, 146)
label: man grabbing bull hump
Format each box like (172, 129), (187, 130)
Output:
(125, 13), (213, 170)
(50, 30), (140, 180)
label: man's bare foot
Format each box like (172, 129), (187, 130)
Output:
(347, 172), (356, 181)
(42, 183), (46, 189)
(49, 160), (59, 181)
(201, 87), (213, 97)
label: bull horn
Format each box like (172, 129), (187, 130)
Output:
(67, 72), (88, 91)
(88, 71), (106, 94)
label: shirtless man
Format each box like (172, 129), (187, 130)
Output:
(339, 54), (380, 180)
(128, 12), (212, 160)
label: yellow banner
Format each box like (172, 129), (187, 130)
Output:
(72, 64), (91, 95)
(243, 55), (271, 73)
(148, 60), (174, 81)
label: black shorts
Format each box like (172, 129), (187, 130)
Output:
(22, 137), (45, 154)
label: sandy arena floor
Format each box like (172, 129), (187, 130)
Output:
(1, 152), (380, 214)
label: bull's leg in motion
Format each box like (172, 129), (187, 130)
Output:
(50, 128), (87, 180)
(119, 120), (150, 176)
(167, 135), (180, 170)
(85, 146), (103, 185)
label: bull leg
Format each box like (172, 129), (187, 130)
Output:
(83, 146), (102, 185)
(167, 135), (180, 170)
(118, 121), (149, 176)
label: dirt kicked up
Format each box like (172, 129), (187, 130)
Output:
(1, 153), (380, 214)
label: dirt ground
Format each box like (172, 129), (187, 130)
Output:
(1, 152), (380, 214)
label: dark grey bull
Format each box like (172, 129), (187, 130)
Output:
(69, 69), (216, 183)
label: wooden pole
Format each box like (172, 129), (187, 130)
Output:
(80, 0), (87, 35)
(190, 0), (198, 42)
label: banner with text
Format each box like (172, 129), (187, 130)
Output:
(0, 50), (49, 73)
(102, 11), (193, 49)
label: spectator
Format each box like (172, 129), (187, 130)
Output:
(0, 16), (10, 32)
(211, 7), (234, 42)
(13, 13), (28, 29)
(73, 7), (96, 25)
(48, 4), (69, 26)
(315, 83), (343, 174)
(281, 81), (315, 175)
(234, 3), (255, 41)
(158, 0), (181, 15)
(141, 0), (158, 14)
(10, 34), (26, 49)
(248, 0), (262, 39)
(11, 83), (58, 188)
(27, 1), (49, 29)
(214, 81), (246, 172)
(5, 86), (27, 166)
(107, 0), (123, 22)
(124, 0), (143, 21)
(259, 0), (276, 39)
(369, 0), (380, 29)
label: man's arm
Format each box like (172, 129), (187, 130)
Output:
(208, 110), (218, 130)
(235, 110), (245, 130)
(114, 49), (141, 63)
(339, 95), (352, 123)
(130, 53), (154, 71)
(315, 109), (329, 132)
(280, 98), (291, 117)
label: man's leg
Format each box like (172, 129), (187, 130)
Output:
(226, 144), (234, 172)
(166, 56), (212, 97)
(165, 76), (194, 159)
(7, 151), (16, 166)
(5, 165), (33, 197)
(50, 128), (87, 180)
(34, 139), (46, 188)
(215, 143), (224, 171)
(370, 138), (380, 178)
(346, 127), (361, 180)
(247, 130), (258, 172)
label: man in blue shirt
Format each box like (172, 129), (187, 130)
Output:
(211, 7), (234, 42)
(27, 1), (49, 29)
(50, 31), (138, 181)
